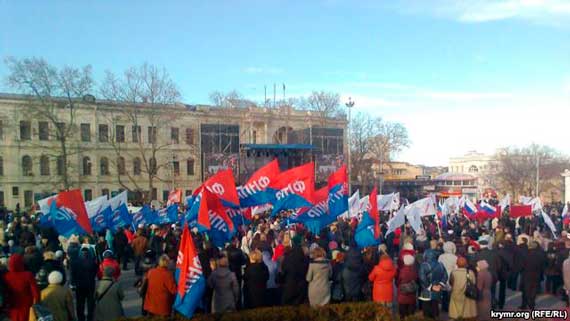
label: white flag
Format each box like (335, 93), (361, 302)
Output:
(348, 190), (360, 218)
(386, 206), (406, 236)
(85, 195), (109, 218)
(406, 197), (437, 217)
(405, 206), (423, 233)
(109, 191), (128, 211)
(541, 210), (557, 238)
(499, 194), (511, 212)
(37, 195), (57, 215)
(562, 203), (569, 218)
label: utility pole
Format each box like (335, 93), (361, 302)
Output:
(345, 97), (355, 195)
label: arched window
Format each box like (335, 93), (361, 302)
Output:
(468, 165), (479, 173)
(82, 156), (92, 176)
(133, 158), (141, 176)
(100, 157), (110, 176)
(117, 157), (126, 175)
(22, 155), (33, 176)
(40, 155), (50, 176)
(149, 157), (157, 175)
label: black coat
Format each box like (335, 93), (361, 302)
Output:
(227, 246), (247, 282)
(71, 254), (98, 291)
(279, 246), (309, 305)
(497, 244), (514, 281)
(244, 262), (269, 308)
(512, 244), (529, 274)
(521, 248), (546, 294)
(342, 248), (365, 301)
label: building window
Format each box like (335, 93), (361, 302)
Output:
(116, 125), (125, 143)
(185, 128), (194, 145)
(163, 190), (169, 202)
(81, 123), (91, 142)
(38, 121), (49, 141)
(252, 130), (257, 144)
(171, 127), (179, 144)
(82, 157), (92, 176)
(55, 122), (65, 141)
(468, 165), (478, 173)
(133, 158), (141, 176)
(84, 189), (92, 201)
(173, 160), (180, 176)
(187, 158), (194, 176)
(149, 157), (157, 175)
(56, 156), (64, 176)
(20, 121), (31, 140)
(148, 126), (157, 144)
(100, 157), (110, 176)
(99, 124), (109, 142)
(12, 186), (19, 197)
(0, 156), (3, 176)
(40, 155), (50, 176)
(24, 190), (33, 208)
(185, 189), (192, 197)
(0, 191), (4, 207)
(22, 155), (33, 176)
(117, 157), (126, 175)
(132, 125), (141, 143)
(102, 188), (110, 197)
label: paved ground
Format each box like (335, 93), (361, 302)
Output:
(117, 267), (567, 319)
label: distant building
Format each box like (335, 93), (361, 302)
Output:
(448, 151), (499, 197)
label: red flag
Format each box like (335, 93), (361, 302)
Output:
(194, 168), (239, 207)
(369, 187), (380, 238)
(270, 162), (315, 204)
(197, 189), (235, 232)
(327, 164), (347, 190)
(167, 189), (183, 206)
(509, 205), (532, 218)
(55, 189), (93, 234)
(176, 223), (202, 298)
(243, 159), (280, 190)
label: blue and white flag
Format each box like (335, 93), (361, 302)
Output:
(155, 204), (179, 225)
(354, 212), (381, 248)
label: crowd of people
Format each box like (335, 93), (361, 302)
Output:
(0, 200), (569, 321)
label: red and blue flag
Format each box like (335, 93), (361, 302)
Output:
(269, 162), (315, 216)
(238, 159), (280, 207)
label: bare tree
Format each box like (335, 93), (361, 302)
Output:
(4, 57), (94, 190)
(100, 63), (181, 201)
(495, 144), (569, 200)
(299, 91), (341, 126)
(209, 90), (257, 108)
(349, 112), (410, 193)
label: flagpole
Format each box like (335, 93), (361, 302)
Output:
(345, 98), (355, 195)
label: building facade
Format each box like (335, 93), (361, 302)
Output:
(0, 94), (346, 210)
(448, 151), (499, 197)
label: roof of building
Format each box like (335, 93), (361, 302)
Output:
(435, 172), (476, 181)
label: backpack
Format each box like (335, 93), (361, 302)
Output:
(32, 303), (54, 321)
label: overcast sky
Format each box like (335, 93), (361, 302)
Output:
(1, 0), (568, 166)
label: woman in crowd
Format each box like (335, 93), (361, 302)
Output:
(397, 254), (418, 318)
(2, 253), (39, 321)
(477, 260), (493, 321)
(95, 267), (125, 321)
(419, 247), (448, 319)
(449, 257), (477, 321)
(208, 256), (239, 313)
(280, 235), (309, 305)
(369, 253), (396, 308)
(30, 271), (75, 321)
(243, 249), (269, 308)
(306, 246), (332, 307)
(143, 254), (177, 317)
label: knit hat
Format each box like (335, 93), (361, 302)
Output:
(328, 241), (338, 251)
(48, 271), (63, 285)
(402, 242), (414, 251)
(403, 254), (415, 266)
(55, 250), (64, 260)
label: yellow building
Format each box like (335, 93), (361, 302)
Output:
(0, 94), (346, 209)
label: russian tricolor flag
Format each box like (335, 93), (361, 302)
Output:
(562, 204), (570, 225)
(462, 198), (478, 219)
(478, 201), (500, 220)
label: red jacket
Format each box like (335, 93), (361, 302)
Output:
(144, 267), (177, 316)
(3, 254), (40, 321)
(397, 264), (418, 305)
(98, 258), (121, 280)
(369, 257), (396, 303)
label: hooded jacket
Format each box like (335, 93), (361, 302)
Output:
(307, 258), (332, 306)
(369, 256), (396, 303)
(438, 241), (458, 278)
(419, 249), (448, 301)
(3, 254), (40, 321)
(342, 247), (365, 301)
(207, 267), (239, 313)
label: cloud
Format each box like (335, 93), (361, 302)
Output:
(401, 0), (570, 26)
(242, 66), (284, 75)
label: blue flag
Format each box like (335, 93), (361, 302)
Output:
(354, 212), (381, 248)
(132, 205), (157, 227)
(208, 211), (236, 248)
(90, 206), (112, 233)
(156, 204), (179, 225)
(49, 201), (88, 238)
(108, 203), (132, 232)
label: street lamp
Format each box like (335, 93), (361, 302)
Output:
(345, 97), (355, 195)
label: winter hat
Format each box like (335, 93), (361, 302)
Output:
(55, 250), (64, 260)
(103, 250), (114, 259)
(48, 271), (63, 285)
(292, 234), (302, 247)
(403, 254), (415, 266)
(402, 242), (414, 251)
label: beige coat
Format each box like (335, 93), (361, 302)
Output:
(449, 268), (478, 320)
(29, 285), (75, 321)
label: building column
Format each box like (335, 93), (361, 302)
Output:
(562, 169), (570, 203)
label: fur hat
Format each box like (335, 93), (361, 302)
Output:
(48, 271), (63, 285)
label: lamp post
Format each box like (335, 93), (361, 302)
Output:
(345, 97), (355, 195)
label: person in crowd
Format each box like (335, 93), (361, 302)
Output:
(135, 250), (157, 316)
(2, 253), (40, 321)
(262, 250), (280, 306)
(520, 241), (546, 310)
(131, 229), (148, 276)
(306, 246), (332, 307)
(449, 257), (477, 321)
(438, 241), (458, 312)
(563, 250), (570, 307)
(497, 238), (514, 309)
(397, 254), (417, 318)
(342, 244), (365, 302)
(473, 238), (501, 308)
(510, 236), (528, 291)
(369, 253), (396, 308)
(419, 246), (448, 319)
(227, 238), (247, 309)
(94, 267), (125, 321)
(143, 254), (177, 317)
(23, 246), (43, 274)
(113, 228), (130, 270)
(476, 260), (493, 321)
(330, 251), (345, 303)
(30, 271), (75, 321)
(545, 242), (563, 295)
(37, 251), (67, 290)
(208, 256), (239, 313)
(279, 235), (309, 305)
(71, 246), (98, 321)
(98, 250), (121, 281)
(244, 249), (269, 308)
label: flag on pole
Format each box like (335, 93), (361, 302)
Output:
(193, 168), (240, 208)
(173, 224), (206, 318)
(354, 212), (381, 248)
(269, 162), (315, 216)
(369, 187), (380, 238)
(167, 189), (183, 206)
(237, 159), (280, 207)
(462, 198), (478, 219)
(386, 206), (406, 236)
(327, 164), (348, 218)
(562, 203), (570, 225)
(509, 205), (533, 218)
(541, 210), (557, 238)
(498, 194), (511, 212)
(347, 190), (360, 218)
(48, 189), (93, 237)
